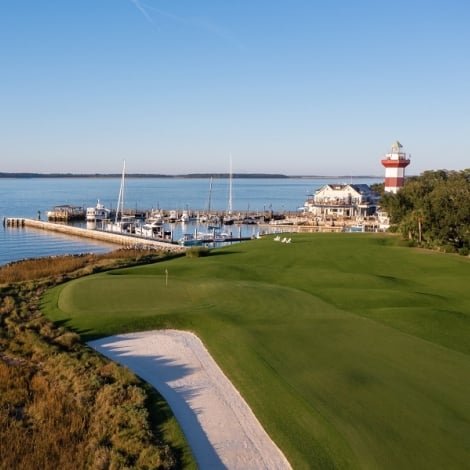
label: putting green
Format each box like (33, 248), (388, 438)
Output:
(42, 233), (470, 469)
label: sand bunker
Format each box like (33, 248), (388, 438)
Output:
(89, 330), (291, 470)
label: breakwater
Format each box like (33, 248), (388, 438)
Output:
(3, 218), (186, 253)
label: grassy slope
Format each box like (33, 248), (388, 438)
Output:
(42, 233), (470, 469)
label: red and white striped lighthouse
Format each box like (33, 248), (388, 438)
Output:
(381, 141), (410, 193)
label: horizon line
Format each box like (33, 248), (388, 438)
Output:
(0, 171), (384, 179)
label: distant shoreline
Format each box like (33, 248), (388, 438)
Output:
(0, 172), (382, 179)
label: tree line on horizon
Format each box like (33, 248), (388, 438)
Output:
(373, 169), (470, 254)
(0, 172), (290, 179)
(0, 172), (380, 179)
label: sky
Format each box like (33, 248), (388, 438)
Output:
(1, 0), (469, 176)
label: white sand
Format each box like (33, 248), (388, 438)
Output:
(89, 330), (292, 470)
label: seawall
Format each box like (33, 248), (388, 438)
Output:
(3, 218), (186, 253)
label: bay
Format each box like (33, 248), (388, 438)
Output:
(0, 177), (381, 266)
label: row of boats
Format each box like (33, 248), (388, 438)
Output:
(46, 162), (258, 246)
(84, 200), (250, 246)
(48, 200), (262, 226)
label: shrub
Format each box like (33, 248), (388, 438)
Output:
(458, 246), (469, 256)
(440, 244), (457, 254)
(185, 247), (210, 258)
(54, 332), (81, 350)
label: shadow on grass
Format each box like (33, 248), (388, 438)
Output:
(51, 318), (99, 342)
(207, 250), (239, 257)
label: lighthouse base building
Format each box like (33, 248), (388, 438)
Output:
(381, 141), (411, 193)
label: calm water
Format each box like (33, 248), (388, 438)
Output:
(0, 177), (381, 266)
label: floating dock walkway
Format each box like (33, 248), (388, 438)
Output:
(3, 218), (186, 253)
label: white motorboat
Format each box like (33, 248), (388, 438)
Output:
(147, 210), (164, 225)
(137, 220), (171, 239)
(178, 233), (204, 247)
(168, 210), (178, 223)
(106, 215), (138, 233)
(86, 200), (111, 222)
(180, 211), (190, 223)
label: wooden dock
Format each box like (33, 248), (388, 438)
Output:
(46, 205), (86, 222)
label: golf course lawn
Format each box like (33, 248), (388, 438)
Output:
(41, 233), (470, 469)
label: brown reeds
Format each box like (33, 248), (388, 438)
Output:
(0, 248), (174, 284)
(0, 250), (187, 469)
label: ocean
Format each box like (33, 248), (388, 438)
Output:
(0, 176), (381, 266)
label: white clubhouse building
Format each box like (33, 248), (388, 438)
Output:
(304, 183), (379, 218)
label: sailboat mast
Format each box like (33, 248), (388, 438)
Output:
(228, 156), (233, 215)
(207, 177), (213, 213)
(115, 160), (126, 223)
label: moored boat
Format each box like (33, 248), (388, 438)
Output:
(105, 215), (138, 233)
(86, 200), (112, 222)
(103, 161), (138, 233)
(137, 220), (172, 240)
(178, 233), (204, 247)
(147, 209), (164, 225)
(168, 210), (178, 223)
(180, 210), (190, 223)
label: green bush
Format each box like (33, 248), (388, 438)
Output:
(440, 244), (457, 253)
(459, 246), (469, 256)
(185, 247), (210, 258)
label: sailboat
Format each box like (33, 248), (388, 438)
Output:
(223, 156), (235, 225)
(199, 177), (219, 225)
(105, 161), (137, 233)
(115, 160), (125, 225)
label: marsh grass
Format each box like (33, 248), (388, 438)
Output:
(0, 248), (181, 284)
(0, 249), (195, 470)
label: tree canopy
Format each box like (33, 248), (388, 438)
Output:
(378, 169), (470, 254)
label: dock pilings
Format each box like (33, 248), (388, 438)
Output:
(3, 217), (25, 227)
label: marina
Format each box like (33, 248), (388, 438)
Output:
(0, 176), (383, 266)
(3, 207), (382, 249)
(3, 217), (257, 249)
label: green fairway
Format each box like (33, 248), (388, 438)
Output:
(42, 233), (470, 469)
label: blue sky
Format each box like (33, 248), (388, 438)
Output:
(1, 0), (469, 175)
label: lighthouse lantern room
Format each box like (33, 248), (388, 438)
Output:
(381, 141), (411, 193)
